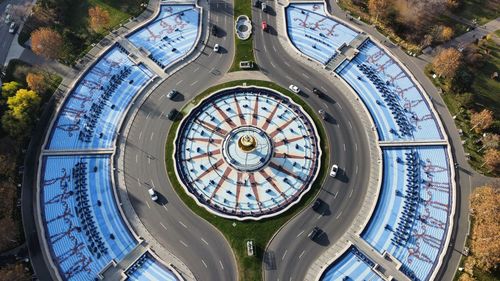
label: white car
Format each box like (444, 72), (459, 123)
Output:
(167, 89), (178, 99)
(330, 164), (339, 177)
(148, 188), (158, 201)
(288, 84), (300, 93)
(8, 22), (16, 34)
(4, 14), (11, 24)
(213, 43), (220, 52)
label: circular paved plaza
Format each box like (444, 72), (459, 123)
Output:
(174, 86), (322, 220)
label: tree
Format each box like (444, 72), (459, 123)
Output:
(1, 89), (41, 139)
(368, 0), (390, 23)
(31, 27), (63, 60)
(26, 72), (47, 94)
(0, 262), (30, 281)
(483, 149), (500, 173)
(470, 109), (494, 134)
(432, 48), (462, 78)
(469, 183), (500, 271)
(88, 6), (110, 32)
(1, 81), (22, 99)
(480, 134), (500, 151)
(440, 26), (454, 41)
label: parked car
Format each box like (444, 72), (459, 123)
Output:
(213, 43), (220, 52)
(211, 24), (217, 36)
(312, 199), (321, 211)
(261, 2), (267, 12)
(330, 164), (339, 177)
(313, 87), (323, 97)
(8, 22), (16, 34)
(4, 14), (11, 24)
(288, 84), (300, 94)
(318, 109), (326, 120)
(167, 89), (178, 99)
(308, 226), (321, 240)
(167, 108), (178, 120)
(148, 188), (158, 201)
(261, 20), (268, 31)
(254, 0), (261, 7)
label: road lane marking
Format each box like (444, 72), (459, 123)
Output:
(349, 188), (354, 198)
(285, 75), (292, 80)
(355, 143), (358, 151)
(159, 94), (165, 101)
(302, 73), (310, 79)
(180, 240), (188, 247)
(176, 79), (184, 85)
(139, 131), (143, 139)
(146, 112), (150, 119)
(160, 222), (167, 230)
(263, 44), (267, 53)
(202, 259), (208, 268)
(272, 45), (277, 52)
(150, 132), (154, 141)
(336, 210), (343, 219)
(219, 260), (224, 270)
(193, 66), (200, 73)
(163, 204), (169, 212)
(333, 191), (338, 198)
(296, 230), (304, 238)
(135, 154), (138, 163)
(282, 250), (287, 260)
(343, 143), (346, 151)
(338, 103), (343, 110)
(178, 221), (188, 228)
(190, 80), (199, 86)
(201, 238), (209, 245)
(321, 86), (327, 92)
(148, 156), (151, 165)
(270, 61), (276, 68)
(137, 178), (140, 185)
(348, 121), (352, 129)
(355, 165), (358, 174)
(298, 250), (305, 259)
(146, 201), (150, 209)
(284, 61), (290, 67)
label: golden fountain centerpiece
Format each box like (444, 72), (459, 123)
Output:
(238, 134), (257, 152)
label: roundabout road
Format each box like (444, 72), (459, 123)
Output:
(251, 3), (373, 281)
(122, 0), (239, 280)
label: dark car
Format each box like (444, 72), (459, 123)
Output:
(254, 0), (261, 7)
(167, 89), (178, 99)
(308, 226), (321, 240)
(167, 109), (178, 120)
(211, 25), (217, 36)
(313, 87), (323, 97)
(312, 199), (321, 211)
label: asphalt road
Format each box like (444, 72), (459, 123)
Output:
(122, 0), (239, 280)
(249, 3), (372, 281)
(0, 0), (30, 66)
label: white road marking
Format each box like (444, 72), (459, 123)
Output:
(355, 143), (358, 151)
(163, 204), (169, 212)
(146, 112), (150, 119)
(333, 191), (338, 198)
(270, 61), (276, 68)
(273, 45), (277, 52)
(202, 259), (208, 268)
(180, 240), (189, 247)
(137, 178), (140, 185)
(336, 210), (343, 219)
(159, 94), (165, 101)
(190, 80), (199, 86)
(302, 73), (310, 79)
(284, 61), (291, 67)
(355, 165), (358, 174)
(343, 143), (346, 151)
(150, 132), (154, 141)
(263, 44), (267, 53)
(193, 66), (200, 73)
(296, 230), (304, 238)
(201, 238), (209, 245)
(282, 250), (287, 260)
(176, 79), (184, 86)
(338, 103), (343, 110)
(160, 222), (167, 230)
(146, 201), (150, 209)
(161, 111), (165, 119)
(285, 75), (292, 80)
(178, 221), (188, 228)
(219, 260), (224, 270)
(321, 86), (327, 92)
(298, 250), (306, 259)
(139, 131), (143, 139)
(135, 154), (138, 163)
(348, 121), (352, 129)
(148, 157), (151, 165)
(349, 188), (354, 198)
(150, 180), (156, 188)
(322, 102), (328, 109)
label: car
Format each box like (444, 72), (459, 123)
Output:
(261, 20), (268, 31)
(167, 108), (178, 120)
(213, 43), (220, 52)
(5, 4), (12, 13)
(8, 22), (16, 34)
(308, 226), (321, 240)
(318, 109), (326, 120)
(288, 84), (300, 94)
(4, 14), (11, 24)
(211, 24), (217, 36)
(148, 188), (158, 201)
(312, 199), (321, 211)
(313, 87), (323, 97)
(330, 164), (339, 177)
(254, 0), (261, 7)
(261, 2), (267, 12)
(167, 89), (178, 99)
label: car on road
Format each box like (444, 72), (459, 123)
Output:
(211, 24), (217, 36)
(254, 0), (261, 7)
(313, 87), (323, 97)
(167, 108), (179, 121)
(318, 109), (326, 120)
(167, 89), (178, 99)
(261, 2), (267, 12)
(261, 20), (268, 31)
(312, 199), (321, 211)
(330, 164), (339, 177)
(288, 84), (300, 94)
(308, 226), (321, 240)
(8, 22), (16, 34)
(5, 4), (12, 13)
(4, 14), (11, 24)
(213, 43), (220, 52)
(148, 188), (158, 201)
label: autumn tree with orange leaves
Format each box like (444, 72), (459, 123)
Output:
(483, 149), (500, 173)
(31, 28), (63, 60)
(432, 47), (462, 78)
(26, 72), (47, 94)
(468, 183), (500, 272)
(470, 109), (494, 134)
(88, 6), (110, 32)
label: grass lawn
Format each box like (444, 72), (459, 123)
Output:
(230, 0), (256, 71)
(165, 80), (330, 281)
(454, 0), (500, 25)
